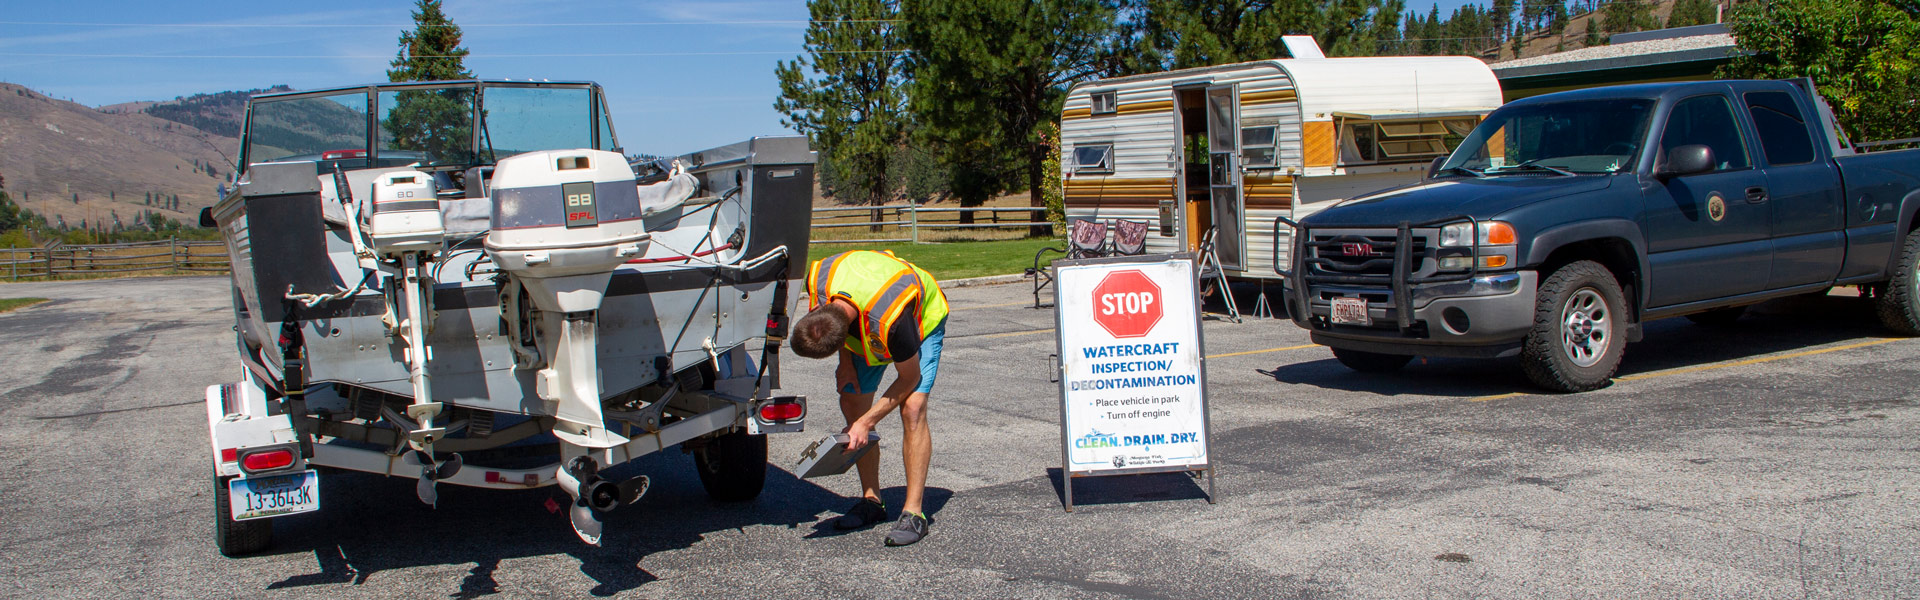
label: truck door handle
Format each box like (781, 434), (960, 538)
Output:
(1745, 187), (1769, 203)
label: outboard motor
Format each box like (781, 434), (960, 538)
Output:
(484, 149), (652, 544)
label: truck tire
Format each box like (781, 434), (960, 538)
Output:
(1684, 306), (1745, 327)
(1331, 348), (1413, 373)
(1876, 233), (1920, 335)
(213, 473), (272, 557)
(691, 428), (767, 502)
(1521, 261), (1627, 392)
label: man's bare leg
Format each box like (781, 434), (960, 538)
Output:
(840, 392), (882, 503)
(899, 391), (931, 515)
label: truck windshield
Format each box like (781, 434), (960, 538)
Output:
(242, 82), (615, 172)
(1441, 99), (1655, 175)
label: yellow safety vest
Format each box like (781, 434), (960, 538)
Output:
(806, 250), (950, 366)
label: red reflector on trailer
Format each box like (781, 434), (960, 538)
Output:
(242, 449), (294, 471)
(220, 448), (238, 463)
(760, 402), (803, 421)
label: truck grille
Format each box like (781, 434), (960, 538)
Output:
(1304, 232), (1428, 278)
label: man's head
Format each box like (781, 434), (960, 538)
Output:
(792, 299), (854, 359)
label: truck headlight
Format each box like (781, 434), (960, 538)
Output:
(1438, 221), (1516, 247)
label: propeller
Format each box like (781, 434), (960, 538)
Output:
(407, 451), (463, 508)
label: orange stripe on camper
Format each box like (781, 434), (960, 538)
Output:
(1303, 121), (1336, 168)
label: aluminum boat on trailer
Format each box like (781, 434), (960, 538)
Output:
(201, 79), (815, 555)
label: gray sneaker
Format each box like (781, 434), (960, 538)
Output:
(833, 498), (887, 530)
(884, 512), (929, 546)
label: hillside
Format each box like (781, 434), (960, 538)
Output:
(0, 83), (250, 229)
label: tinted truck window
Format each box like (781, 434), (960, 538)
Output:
(1662, 95), (1750, 171)
(1744, 91), (1816, 166)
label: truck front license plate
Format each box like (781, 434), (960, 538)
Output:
(229, 470), (320, 521)
(1331, 297), (1371, 326)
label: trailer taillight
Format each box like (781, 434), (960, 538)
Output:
(759, 402), (803, 421)
(241, 448), (295, 472)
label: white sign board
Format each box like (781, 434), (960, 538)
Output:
(1053, 254), (1213, 510)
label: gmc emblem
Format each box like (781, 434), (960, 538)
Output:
(1340, 243), (1378, 257)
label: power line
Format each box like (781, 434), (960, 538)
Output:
(0, 50), (906, 59)
(0, 19), (902, 28)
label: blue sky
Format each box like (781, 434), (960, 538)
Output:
(0, 0), (814, 156)
(2, 1), (1481, 156)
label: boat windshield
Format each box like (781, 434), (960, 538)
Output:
(1439, 98), (1656, 175)
(242, 82), (617, 172)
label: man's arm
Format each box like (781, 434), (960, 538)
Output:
(844, 358), (920, 451)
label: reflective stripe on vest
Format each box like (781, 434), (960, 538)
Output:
(805, 250), (949, 366)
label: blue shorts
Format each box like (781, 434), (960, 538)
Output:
(841, 320), (946, 396)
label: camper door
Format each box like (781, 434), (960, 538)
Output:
(1206, 85), (1244, 271)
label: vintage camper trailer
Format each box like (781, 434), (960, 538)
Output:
(1058, 45), (1504, 280)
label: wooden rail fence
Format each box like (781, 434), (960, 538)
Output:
(1, 239), (229, 281)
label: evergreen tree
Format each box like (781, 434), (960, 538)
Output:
(1667, 0), (1716, 28)
(904, 0), (1118, 235)
(387, 0), (471, 82)
(1602, 0), (1658, 35)
(774, 0), (908, 208)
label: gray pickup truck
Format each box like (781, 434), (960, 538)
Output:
(1279, 79), (1920, 392)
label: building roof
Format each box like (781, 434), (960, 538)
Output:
(1490, 25), (1744, 100)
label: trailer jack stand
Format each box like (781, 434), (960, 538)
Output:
(555, 455), (650, 546)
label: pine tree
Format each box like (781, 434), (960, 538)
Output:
(774, 0), (908, 208)
(388, 0), (471, 82)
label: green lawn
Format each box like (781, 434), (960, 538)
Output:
(0, 298), (48, 313)
(816, 238), (1061, 281)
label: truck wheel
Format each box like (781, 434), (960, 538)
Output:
(1331, 348), (1413, 373)
(1521, 261), (1627, 392)
(1684, 306), (1745, 327)
(1876, 233), (1920, 335)
(213, 473), (272, 557)
(691, 428), (767, 502)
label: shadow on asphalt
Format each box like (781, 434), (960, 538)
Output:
(1045, 467), (1212, 509)
(256, 448), (875, 597)
(1255, 294), (1900, 398)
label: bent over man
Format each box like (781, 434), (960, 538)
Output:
(790, 250), (948, 546)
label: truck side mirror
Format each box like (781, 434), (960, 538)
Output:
(198, 206), (217, 228)
(1660, 144), (1714, 179)
(1426, 156), (1446, 180)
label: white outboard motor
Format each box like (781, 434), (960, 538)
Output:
(366, 170), (444, 256)
(484, 149), (649, 455)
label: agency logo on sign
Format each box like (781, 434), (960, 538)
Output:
(1091, 269), (1164, 338)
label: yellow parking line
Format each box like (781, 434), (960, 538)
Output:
(1206, 344), (1321, 359)
(951, 301), (1034, 312)
(1471, 338), (1901, 402)
(1613, 338), (1899, 382)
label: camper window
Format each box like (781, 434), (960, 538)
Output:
(1091, 92), (1117, 115)
(1241, 126), (1277, 167)
(1339, 118), (1474, 165)
(1073, 144), (1114, 174)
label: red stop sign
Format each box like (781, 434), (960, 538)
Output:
(1091, 269), (1164, 338)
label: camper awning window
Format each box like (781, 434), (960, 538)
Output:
(1073, 144), (1114, 174)
(1338, 116), (1478, 166)
(1332, 108), (1496, 121)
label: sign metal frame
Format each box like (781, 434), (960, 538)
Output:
(1052, 252), (1216, 512)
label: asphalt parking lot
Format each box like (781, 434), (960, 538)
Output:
(2, 275), (1917, 599)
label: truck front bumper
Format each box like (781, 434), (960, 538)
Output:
(1289, 271), (1537, 358)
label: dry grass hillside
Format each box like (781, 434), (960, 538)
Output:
(0, 83), (237, 228)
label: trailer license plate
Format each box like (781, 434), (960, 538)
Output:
(1331, 297), (1370, 326)
(229, 470), (320, 521)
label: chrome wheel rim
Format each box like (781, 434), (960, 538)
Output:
(1561, 288), (1611, 368)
